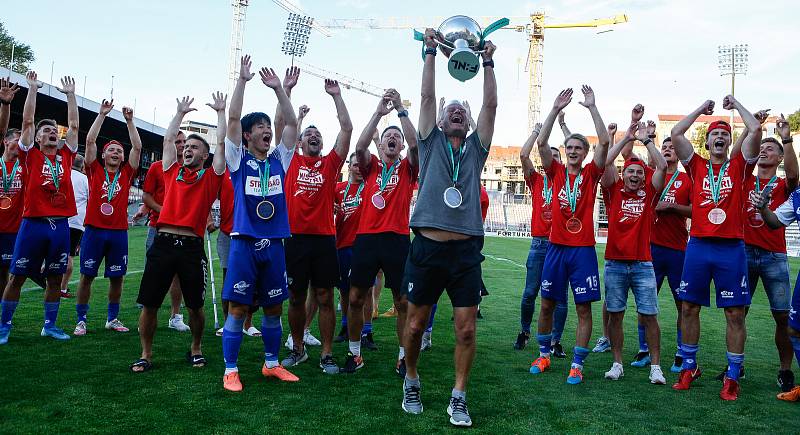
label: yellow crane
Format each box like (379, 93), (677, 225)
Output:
(316, 13), (629, 129)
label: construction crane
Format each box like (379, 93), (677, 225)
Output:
(294, 60), (386, 98)
(316, 13), (629, 130)
(228, 0), (249, 93)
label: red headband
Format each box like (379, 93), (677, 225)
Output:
(103, 140), (123, 152)
(708, 120), (731, 134)
(623, 157), (645, 171)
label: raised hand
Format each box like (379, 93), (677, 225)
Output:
(463, 100), (472, 117)
(298, 105), (310, 119)
(481, 40), (496, 61)
(754, 109), (770, 125)
(122, 106), (134, 121)
(424, 28), (438, 49)
(0, 77), (20, 104)
(631, 104), (644, 122)
(634, 121), (649, 142)
(99, 98), (114, 116)
(25, 71), (40, 88)
(722, 95), (737, 111)
(206, 91), (227, 112)
(375, 92), (393, 116)
(699, 100), (715, 115)
(57, 76), (76, 95)
(324, 79), (341, 96)
(646, 120), (657, 136)
(175, 96), (196, 115)
(283, 66), (300, 90)
(777, 113), (791, 140)
(558, 111), (566, 125)
(608, 123), (618, 140)
(578, 85), (595, 108)
(239, 55), (255, 81)
(259, 67), (281, 89)
(553, 88), (573, 111)
(533, 122), (543, 135)
(623, 121), (638, 141)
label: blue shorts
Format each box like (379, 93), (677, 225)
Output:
(540, 244), (601, 304)
(223, 236), (289, 308)
(789, 273), (800, 332)
(0, 233), (16, 268)
(745, 245), (791, 311)
(651, 243), (685, 298)
(79, 226), (129, 278)
(337, 247), (352, 294)
(678, 238), (750, 308)
(10, 218), (69, 276)
(604, 260), (659, 315)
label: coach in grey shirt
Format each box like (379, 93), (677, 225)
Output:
(399, 28), (498, 428)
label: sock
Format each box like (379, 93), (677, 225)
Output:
(341, 314), (347, 328)
(349, 340), (361, 356)
(790, 336), (800, 368)
(222, 315), (245, 371)
(107, 303), (120, 322)
(398, 346), (406, 360)
(676, 325), (683, 356)
(43, 301), (60, 329)
(262, 315), (281, 368)
(451, 388), (466, 400)
(552, 302), (568, 343)
(76, 303), (89, 323)
(680, 343), (699, 370)
(362, 321), (372, 335)
(426, 304), (437, 333)
(638, 323), (649, 353)
(1, 301), (18, 327)
(537, 333), (552, 357)
(405, 375), (420, 387)
(726, 352), (744, 381)
(572, 346), (589, 369)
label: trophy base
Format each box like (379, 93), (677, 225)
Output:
(448, 47), (480, 82)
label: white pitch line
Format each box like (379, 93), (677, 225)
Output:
(21, 269), (145, 292)
(484, 254), (526, 269)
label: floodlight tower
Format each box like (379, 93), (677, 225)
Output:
(228, 0), (249, 93)
(718, 44), (748, 126)
(282, 13), (313, 66)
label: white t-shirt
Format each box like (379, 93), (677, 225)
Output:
(68, 170), (89, 231)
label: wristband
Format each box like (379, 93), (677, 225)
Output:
(648, 134), (656, 139)
(642, 138), (653, 146)
(482, 59), (494, 68)
(0, 101), (9, 106)
(783, 138), (793, 145)
(424, 47), (437, 56)
(397, 110), (409, 118)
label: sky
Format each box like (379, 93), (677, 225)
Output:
(5, 0), (800, 151)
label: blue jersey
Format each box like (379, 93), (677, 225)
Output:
(225, 138), (292, 239)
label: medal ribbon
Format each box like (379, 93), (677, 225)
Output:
(176, 167), (206, 184)
(43, 156), (61, 192)
(659, 171), (680, 202)
(344, 180), (365, 207)
(755, 175), (777, 196)
(706, 160), (730, 205)
(447, 141), (466, 186)
(257, 158), (271, 198)
(564, 166), (582, 214)
(378, 159), (399, 193)
(104, 167), (122, 202)
(1, 159), (19, 193)
(542, 176), (552, 206)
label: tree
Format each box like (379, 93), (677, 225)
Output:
(691, 123), (709, 158)
(787, 109), (800, 134)
(0, 22), (35, 73)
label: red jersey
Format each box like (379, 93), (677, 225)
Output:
(21, 145), (77, 218)
(335, 180), (366, 249)
(143, 161), (165, 228)
(545, 160), (603, 246)
(357, 155), (417, 236)
(219, 171), (234, 235)
(158, 163), (224, 238)
(525, 171), (554, 238)
(480, 185), (489, 222)
(650, 170), (692, 251)
(0, 157), (25, 233)
(743, 174), (788, 253)
(84, 160), (136, 230)
(285, 151), (345, 236)
(604, 177), (658, 261)
(684, 152), (754, 240)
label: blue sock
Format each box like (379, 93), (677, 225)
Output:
(572, 346), (589, 369)
(262, 315), (281, 368)
(638, 323), (649, 353)
(726, 352), (744, 381)
(680, 343), (699, 370)
(362, 321), (372, 335)
(426, 304), (437, 333)
(791, 336), (800, 368)
(43, 301), (60, 329)
(1, 301), (18, 327)
(676, 325), (683, 356)
(537, 333), (552, 356)
(222, 315), (245, 370)
(107, 303), (120, 322)
(341, 314), (347, 328)
(552, 302), (567, 343)
(76, 303), (89, 323)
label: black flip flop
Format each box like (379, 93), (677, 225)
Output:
(130, 358), (152, 373)
(186, 351), (207, 367)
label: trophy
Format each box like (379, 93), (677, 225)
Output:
(415, 16), (509, 82)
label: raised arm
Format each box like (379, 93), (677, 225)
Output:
(670, 100), (715, 161)
(324, 79), (353, 160)
(0, 77), (20, 137)
(723, 95), (761, 160)
(620, 104), (644, 160)
(355, 93), (393, 174)
(226, 55), (254, 147)
(57, 76), (79, 152)
(601, 122), (634, 188)
(476, 41), (497, 148)
(558, 111), (571, 137)
(20, 71), (39, 148)
(639, 123), (667, 192)
(85, 99), (113, 167)
(581, 85), (610, 169)
(463, 100), (478, 132)
(777, 113), (798, 191)
(418, 28), (438, 140)
(538, 89), (573, 170)
(520, 123), (542, 178)
(163, 97), (196, 170)
(123, 107), (142, 170)
(260, 67), (297, 150)
(207, 91), (228, 175)
(274, 66), (299, 147)
(390, 89), (418, 169)
(297, 105), (309, 135)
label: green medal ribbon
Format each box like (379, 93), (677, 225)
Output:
(659, 171), (680, 202)
(448, 141), (466, 186)
(755, 175), (777, 196)
(103, 167), (122, 202)
(257, 158), (271, 198)
(378, 159), (399, 193)
(176, 167), (206, 183)
(564, 166), (582, 214)
(344, 181), (365, 207)
(43, 156), (61, 191)
(1, 159), (19, 193)
(542, 175), (552, 206)
(706, 160), (730, 205)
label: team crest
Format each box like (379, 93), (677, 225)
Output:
(314, 160), (322, 168)
(247, 160), (259, 170)
(675, 180), (682, 188)
(637, 190), (645, 197)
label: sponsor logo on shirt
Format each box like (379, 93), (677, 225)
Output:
(573, 286), (587, 295)
(541, 280), (552, 291)
(83, 259), (97, 268)
(39, 155), (65, 187)
(294, 166), (325, 197)
(268, 288), (283, 298)
(109, 264), (122, 272)
(699, 174), (734, 207)
(618, 197), (645, 223)
(720, 290), (734, 299)
(245, 175), (283, 197)
(15, 257), (29, 268)
(233, 280), (250, 295)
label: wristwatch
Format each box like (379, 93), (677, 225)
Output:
(482, 59), (494, 68)
(397, 109), (409, 118)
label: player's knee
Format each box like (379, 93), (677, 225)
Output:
(406, 318), (426, 337)
(393, 296), (408, 313)
(724, 307), (745, 327)
(455, 322), (476, 345)
(575, 303), (592, 319)
(682, 302), (700, 317)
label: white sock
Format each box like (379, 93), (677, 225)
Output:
(264, 359), (278, 369)
(349, 340), (361, 356)
(224, 367), (238, 375)
(398, 346), (406, 360)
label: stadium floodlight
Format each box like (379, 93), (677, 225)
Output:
(717, 44), (748, 125)
(282, 12), (314, 64)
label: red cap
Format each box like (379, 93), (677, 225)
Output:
(623, 157), (645, 171)
(708, 120), (731, 134)
(103, 140), (123, 152)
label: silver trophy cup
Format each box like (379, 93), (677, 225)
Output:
(435, 15), (484, 82)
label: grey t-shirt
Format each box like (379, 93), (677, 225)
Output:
(410, 126), (489, 236)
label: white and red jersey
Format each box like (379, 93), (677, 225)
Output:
(544, 159), (604, 246)
(158, 163), (224, 238)
(285, 151), (345, 236)
(142, 161), (165, 228)
(525, 171), (553, 238)
(604, 175), (658, 261)
(84, 160), (136, 230)
(650, 170), (692, 251)
(357, 154), (417, 236)
(684, 152), (754, 240)
(743, 174), (788, 253)
(20, 143), (77, 218)
(219, 170), (234, 235)
(335, 180), (366, 249)
(0, 157), (25, 233)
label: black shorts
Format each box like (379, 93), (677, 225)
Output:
(402, 232), (484, 308)
(350, 232), (410, 291)
(69, 228), (84, 257)
(285, 234), (339, 293)
(137, 233), (207, 310)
